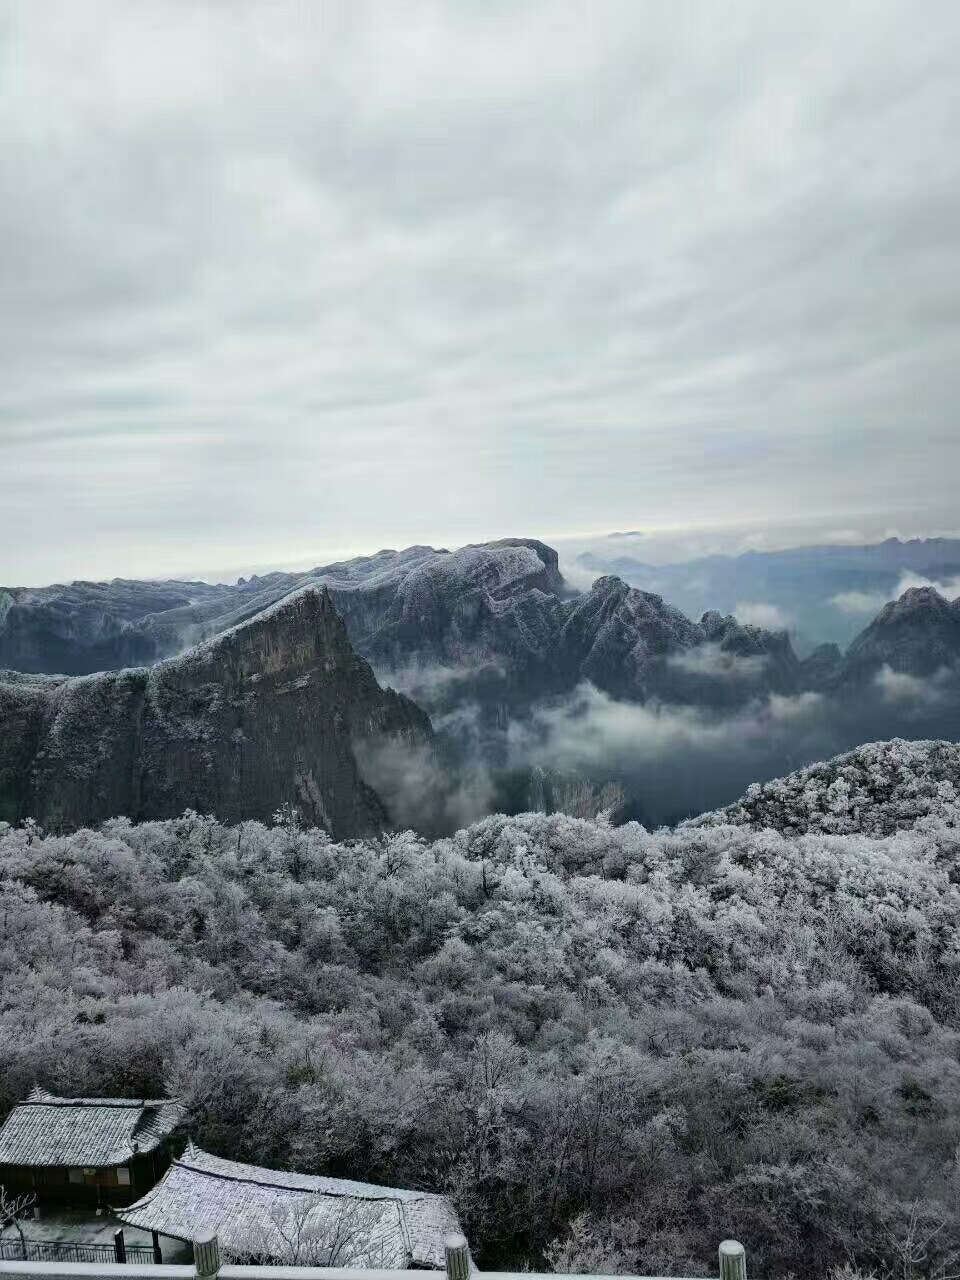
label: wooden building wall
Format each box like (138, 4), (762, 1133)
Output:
(1, 1150), (169, 1207)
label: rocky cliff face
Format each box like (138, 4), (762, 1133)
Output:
(329, 538), (569, 670)
(0, 588), (431, 837)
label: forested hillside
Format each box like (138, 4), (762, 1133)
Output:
(692, 738), (960, 835)
(3, 746), (960, 1277)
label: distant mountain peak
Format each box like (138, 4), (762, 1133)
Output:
(879, 585), (953, 616)
(842, 585), (960, 679)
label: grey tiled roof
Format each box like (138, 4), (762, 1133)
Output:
(0, 1089), (184, 1168)
(119, 1144), (461, 1269)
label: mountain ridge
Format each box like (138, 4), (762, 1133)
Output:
(843, 585), (960, 680)
(1, 538), (804, 709)
(7, 539), (960, 713)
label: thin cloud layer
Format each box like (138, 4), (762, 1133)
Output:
(2, 2), (960, 581)
(875, 663), (954, 706)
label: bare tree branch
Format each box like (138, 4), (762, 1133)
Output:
(0, 1186), (37, 1261)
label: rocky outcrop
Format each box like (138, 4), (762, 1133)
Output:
(330, 538), (570, 670)
(560, 577), (698, 699)
(0, 589), (431, 837)
(799, 642), (844, 689)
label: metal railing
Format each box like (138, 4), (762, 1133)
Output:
(0, 1244), (156, 1266)
(0, 1231), (160, 1268)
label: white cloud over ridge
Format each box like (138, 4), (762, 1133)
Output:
(735, 602), (790, 630)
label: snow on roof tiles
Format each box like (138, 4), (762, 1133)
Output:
(0, 1088), (184, 1168)
(118, 1144), (461, 1269)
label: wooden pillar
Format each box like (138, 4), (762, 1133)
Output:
(719, 1239), (747, 1280)
(152, 1231), (163, 1265)
(445, 1233), (471, 1280)
(113, 1230), (127, 1264)
(194, 1232), (221, 1280)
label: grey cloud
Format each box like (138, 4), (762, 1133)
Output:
(497, 676), (960, 827)
(374, 660), (508, 708)
(2, 1), (959, 582)
(507, 682), (827, 777)
(364, 666), (959, 833)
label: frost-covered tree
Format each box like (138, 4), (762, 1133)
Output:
(0, 1187), (37, 1259)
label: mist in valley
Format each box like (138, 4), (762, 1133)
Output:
(362, 658), (960, 835)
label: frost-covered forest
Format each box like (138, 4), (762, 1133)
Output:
(3, 740), (960, 1278)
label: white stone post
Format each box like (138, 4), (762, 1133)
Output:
(719, 1239), (747, 1280)
(194, 1231), (221, 1280)
(445, 1232), (471, 1280)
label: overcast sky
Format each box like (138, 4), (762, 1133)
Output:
(2, 2), (959, 584)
